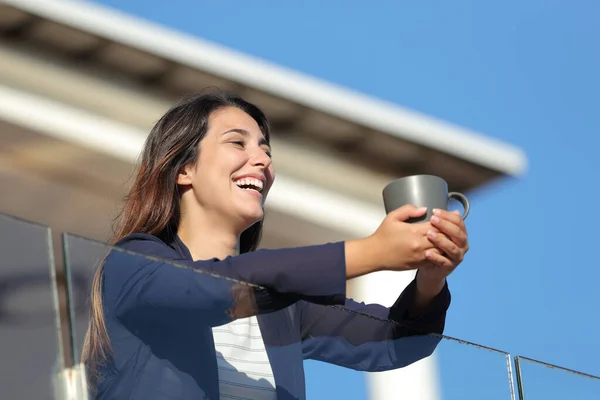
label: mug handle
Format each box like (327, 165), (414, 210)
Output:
(448, 192), (470, 220)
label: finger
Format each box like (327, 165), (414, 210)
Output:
(421, 241), (442, 254)
(425, 250), (454, 269)
(433, 208), (466, 230)
(418, 228), (443, 250)
(427, 229), (463, 262)
(389, 205), (427, 222)
(431, 214), (467, 247)
(414, 222), (441, 236)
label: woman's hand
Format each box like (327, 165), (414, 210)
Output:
(345, 205), (441, 279)
(345, 205), (468, 280)
(418, 208), (469, 288)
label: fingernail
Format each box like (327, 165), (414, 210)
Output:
(431, 216), (440, 224)
(427, 230), (436, 239)
(433, 209), (442, 216)
(418, 207), (427, 212)
(426, 251), (434, 258)
(453, 210), (460, 215)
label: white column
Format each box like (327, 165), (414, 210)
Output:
(354, 271), (441, 400)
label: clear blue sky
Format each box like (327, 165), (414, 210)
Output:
(91, 0), (600, 398)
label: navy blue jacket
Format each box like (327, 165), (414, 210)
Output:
(94, 233), (450, 399)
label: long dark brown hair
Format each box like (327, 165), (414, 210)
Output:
(82, 90), (271, 386)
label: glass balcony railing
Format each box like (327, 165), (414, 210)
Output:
(514, 356), (600, 400)
(1, 212), (598, 400)
(0, 214), (64, 399)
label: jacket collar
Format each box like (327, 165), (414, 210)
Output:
(167, 234), (194, 261)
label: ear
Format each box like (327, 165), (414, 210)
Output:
(176, 164), (194, 186)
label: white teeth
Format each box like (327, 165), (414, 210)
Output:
(234, 178), (264, 192)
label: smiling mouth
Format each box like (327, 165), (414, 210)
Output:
(233, 178), (264, 194)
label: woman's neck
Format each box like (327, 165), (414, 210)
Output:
(177, 215), (240, 261)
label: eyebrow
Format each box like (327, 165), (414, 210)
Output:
(222, 128), (269, 147)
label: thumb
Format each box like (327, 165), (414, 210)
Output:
(389, 205), (427, 221)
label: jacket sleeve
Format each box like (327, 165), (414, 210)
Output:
(299, 277), (450, 371)
(102, 235), (346, 328)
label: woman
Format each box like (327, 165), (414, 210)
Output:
(82, 90), (469, 400)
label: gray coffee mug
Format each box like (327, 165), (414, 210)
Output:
(382, 174), (470, 223)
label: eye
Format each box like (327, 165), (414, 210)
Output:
(263, 148), (272, 158)
(231, 140), (245, 148)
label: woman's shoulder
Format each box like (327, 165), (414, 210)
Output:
(112, 233), (181, 261)
(102, 233), (185, 286)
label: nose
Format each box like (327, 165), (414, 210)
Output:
(250, 147), (272, 169)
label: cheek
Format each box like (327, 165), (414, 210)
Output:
(208, 150), (247, 182)
(228, 152), (251, 173)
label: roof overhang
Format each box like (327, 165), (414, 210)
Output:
(0, 0), (527, 196)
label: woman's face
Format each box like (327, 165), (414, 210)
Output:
(178, 106), (275, 232)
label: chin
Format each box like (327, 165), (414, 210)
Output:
(235, 206), (264, 230)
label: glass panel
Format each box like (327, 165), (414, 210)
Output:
(434, 337), (515, 400)
(60, 233), (108, 367)
(63, 233), (301, 398)
(0, 213), (62, 400)
(63, 233), (515, 399)
(515, 356), (600, 400)
(358, 336), (515, 400)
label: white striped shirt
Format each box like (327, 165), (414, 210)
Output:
(212, 316), (277, 400)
